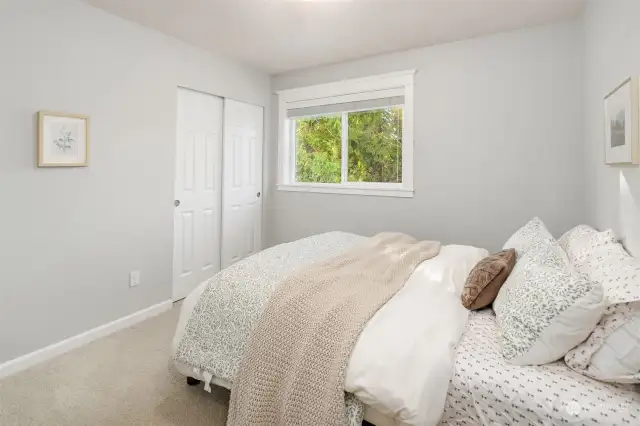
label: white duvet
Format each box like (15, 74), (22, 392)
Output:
(172, 235), (487, 425)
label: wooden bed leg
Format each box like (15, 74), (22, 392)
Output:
(186, 376), (201, 386)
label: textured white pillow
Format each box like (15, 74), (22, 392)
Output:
(494, 240), (605, 365)
(590, 304), (640, 380)
(558, 225), (598, 261)
(503, 217), (554, 260)
(564, 236), (640, 383)
(558, 225), (617, 266)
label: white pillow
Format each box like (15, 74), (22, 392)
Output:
(558, 224), (617, 265)
(493, 240), (605, 365)
(503, 217), (554, 260)
(565, 236), (640, 383)
(558, 224), (598, 261)
(590, 303), (640, 381)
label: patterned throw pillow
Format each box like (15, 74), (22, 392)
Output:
(564, 236), (640, 383)
(503, 217), (554, 260)
(493, 241), (605, 365)
(461, 249), (516, 310)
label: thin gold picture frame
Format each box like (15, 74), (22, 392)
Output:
(38, 111), (90, 167)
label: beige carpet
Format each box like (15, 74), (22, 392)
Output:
(0, 304), (230, 425)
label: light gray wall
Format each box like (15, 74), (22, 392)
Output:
(0, 0), (270, 364)
(267, 21), (584, 252)
(582, 0), (640, 256)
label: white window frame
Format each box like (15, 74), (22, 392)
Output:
(276, 70), (415, 198)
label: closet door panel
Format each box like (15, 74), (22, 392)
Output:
(222, 99), (263, 268)
(173, 88), (223, 301)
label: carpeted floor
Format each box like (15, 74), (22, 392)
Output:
(0, 304), (230, 425)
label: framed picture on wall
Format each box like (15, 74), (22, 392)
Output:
(604, 77), (639, 165)
(38, 111), (90, 167)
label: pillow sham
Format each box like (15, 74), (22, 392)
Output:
(591, 305), (640, 381)
(502, 217), (554, 260)
(558, 224), (598, 260)
(493, 240), (605, 365)
(565, 236), (640, 383)
(461, 249), (516, 310)
(558, 224), (617, 266)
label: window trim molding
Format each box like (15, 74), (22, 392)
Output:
(277, 70), (415, 198)
(276, 183), (414, 198)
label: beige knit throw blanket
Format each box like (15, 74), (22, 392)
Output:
(227, 232), (441, 426)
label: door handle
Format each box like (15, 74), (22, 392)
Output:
(256, 192), (261, 198)
(174, 200), (181, 207)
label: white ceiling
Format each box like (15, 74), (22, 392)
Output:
(83, 0), (584, 74)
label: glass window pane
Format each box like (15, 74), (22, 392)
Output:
(295, 115), (342, 183)
(347, 107), (402, 183)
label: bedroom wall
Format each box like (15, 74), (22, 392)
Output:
(0, 0), (270, 364)
(582, 0), (640, 256)
(266, 21), (584, 252)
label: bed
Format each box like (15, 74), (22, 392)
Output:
(171, 232), (640, 425)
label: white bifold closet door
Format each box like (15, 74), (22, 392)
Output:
(221, 99), (263, 269)
(173, 88), (223, 301)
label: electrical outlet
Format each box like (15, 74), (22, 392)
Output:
(129, 270), (141, 287)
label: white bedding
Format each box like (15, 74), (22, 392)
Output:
(172, 233), (488, 425)
(344, 244), (488, 424)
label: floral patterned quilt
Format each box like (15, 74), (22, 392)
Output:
(173, 232), (367, 426)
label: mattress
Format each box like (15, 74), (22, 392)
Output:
(439, 310), (640, 426)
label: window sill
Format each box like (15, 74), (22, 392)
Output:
(276, 183), (414, 198)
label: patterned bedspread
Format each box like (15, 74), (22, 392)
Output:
(173, 232), (367, 426)
(440, 310), (640, 425)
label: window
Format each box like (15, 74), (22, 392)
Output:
(277, 71), (414, 197)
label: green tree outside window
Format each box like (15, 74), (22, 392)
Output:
(295, 107), (402, 184)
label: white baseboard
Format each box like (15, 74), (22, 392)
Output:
(0, 300), (173, 380)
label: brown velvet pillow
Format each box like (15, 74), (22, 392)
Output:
(461, 249), (516, 310)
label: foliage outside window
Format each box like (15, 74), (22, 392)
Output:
(295, 114), (342, 183)
(295, 107), (403, 184)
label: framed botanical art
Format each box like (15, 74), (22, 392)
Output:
(38, 111), (90, 167)
(604, 77), (639, 165)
